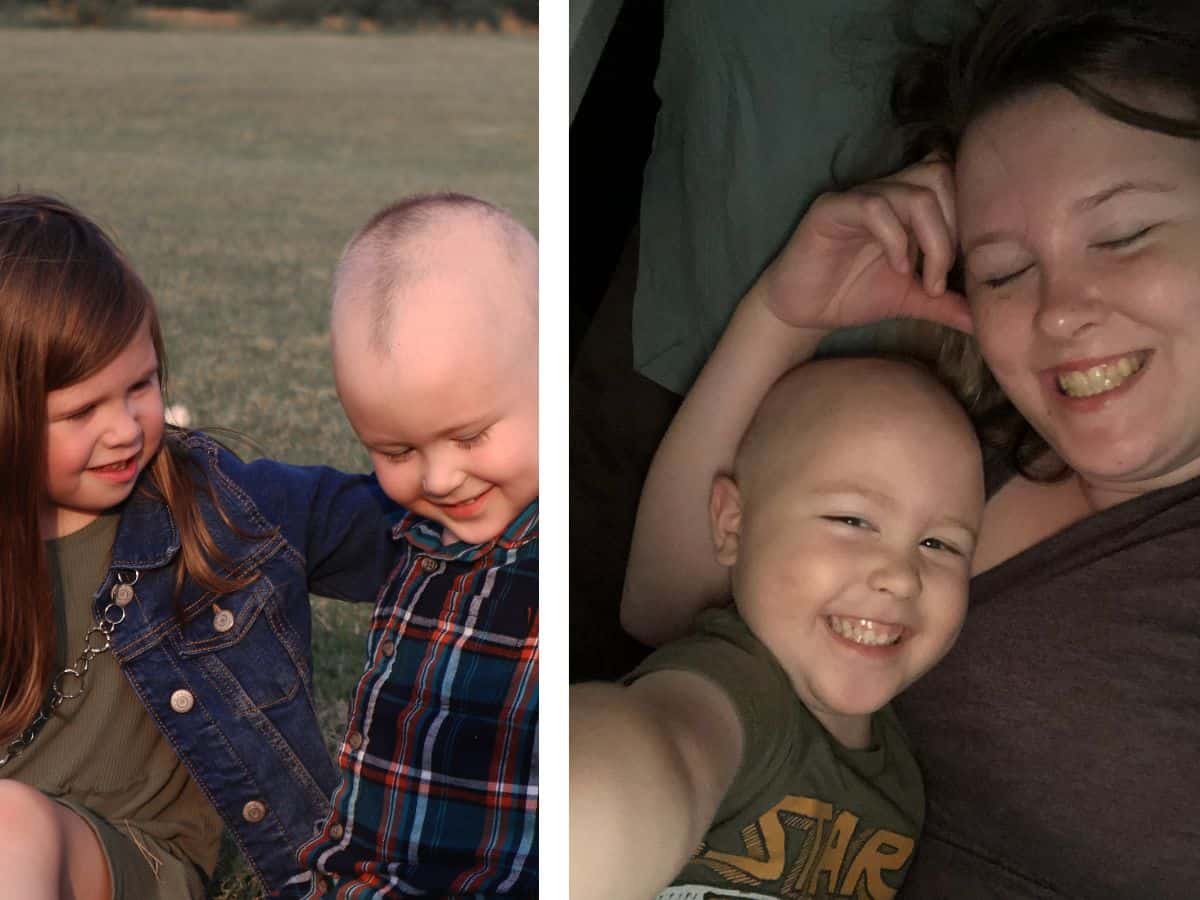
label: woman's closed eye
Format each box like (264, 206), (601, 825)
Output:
(980, 262), (1034, 289)
(1092, 224), (1157, 250)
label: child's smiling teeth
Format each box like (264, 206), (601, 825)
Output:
(828, 615), (903, 647)
(1057, 353), (1145, 398)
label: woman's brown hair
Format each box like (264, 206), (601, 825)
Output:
(0, 195), (255, 741)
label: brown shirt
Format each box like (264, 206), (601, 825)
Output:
(895, 470), (1200, 898)
(3, 515), (223, 882)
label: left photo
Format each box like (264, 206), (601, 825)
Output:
(0, 7), (537, 898)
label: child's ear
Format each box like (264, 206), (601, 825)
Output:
(709, 474), (743, 567)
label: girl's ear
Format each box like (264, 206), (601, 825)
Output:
(709, 474), (743, 567)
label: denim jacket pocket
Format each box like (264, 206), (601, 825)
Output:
(177, 576), (307, 713)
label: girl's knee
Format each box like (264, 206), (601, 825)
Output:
(0, 780), (69, 855)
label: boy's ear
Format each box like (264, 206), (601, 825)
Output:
(709, 474), (743, 567)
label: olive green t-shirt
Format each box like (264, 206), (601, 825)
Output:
(2, 514), (223, 889)
(630, 606), (924, 899)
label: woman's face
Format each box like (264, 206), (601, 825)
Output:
(958, 86), (1200, 494)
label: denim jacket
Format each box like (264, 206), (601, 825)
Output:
(96, 432), (396, 897)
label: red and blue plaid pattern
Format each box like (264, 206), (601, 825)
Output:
(298, 502), (538, 897)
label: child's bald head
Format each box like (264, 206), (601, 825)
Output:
(331, 194), (538, 545)
(710, 357), (986, 736)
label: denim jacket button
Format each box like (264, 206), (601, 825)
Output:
(380, 639), (396, 657)
(420, 556), (439, 572)
(329, 823), (345, 840)
(212, 605), (235, 633)
(347, 731), (364, 751)
(242, 800), (268, 823)
(169, 690), (195, 714)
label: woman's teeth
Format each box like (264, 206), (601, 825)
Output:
(828, 616), (903, 647)
(1057, 354), (1145, 398)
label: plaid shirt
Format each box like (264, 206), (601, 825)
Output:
(299, 501), (538, 898)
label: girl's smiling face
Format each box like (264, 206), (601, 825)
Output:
(958, 86), (1200, 498)
(42, 319), (164, 538)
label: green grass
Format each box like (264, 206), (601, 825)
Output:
(0, 27), (535, 898)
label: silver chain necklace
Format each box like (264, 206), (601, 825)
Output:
(0, 570), (139, 769)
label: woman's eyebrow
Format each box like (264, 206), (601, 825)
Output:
(1072, 179), (1176, 213)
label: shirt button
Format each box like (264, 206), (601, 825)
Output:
(347, 731), (364, 751)
(242, 800), (268, 823)
(380, 639), (396, 657)
(420, 556), (439, 572)
(169, 690), (195, 713)
(329, 823), (345, 839)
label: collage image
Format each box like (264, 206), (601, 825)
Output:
(0, 0), (1197, 897)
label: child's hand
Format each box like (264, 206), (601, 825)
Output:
(759, 158), (972, 334)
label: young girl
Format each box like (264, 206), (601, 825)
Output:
(0, 195), (396, 899)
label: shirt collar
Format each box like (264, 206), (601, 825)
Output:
(391, 498), (538, 562)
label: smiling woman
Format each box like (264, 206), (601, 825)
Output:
(957, 88), (1200, 501)
(613, 1), (1200, 896)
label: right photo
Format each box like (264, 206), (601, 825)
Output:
(569, 2), (1200, 898)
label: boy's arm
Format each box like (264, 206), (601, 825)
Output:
(621, 282), (824, 646)
(570, 670), (744, 900)
(621, 160), (969, 647)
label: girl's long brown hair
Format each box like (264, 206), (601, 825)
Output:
(0, 195), (255, 742)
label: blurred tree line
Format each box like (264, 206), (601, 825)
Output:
(12, 0), (537, 27)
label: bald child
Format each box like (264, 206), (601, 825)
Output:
(571, 357), (984, 900)
(299, 194), (538, 896)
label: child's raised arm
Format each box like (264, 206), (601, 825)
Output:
(569, 672), (743, 900)
(621, 159), (971, 645)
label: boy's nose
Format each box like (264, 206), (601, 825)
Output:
(420, 454), (466, 498)
(866, 553), (922, 601)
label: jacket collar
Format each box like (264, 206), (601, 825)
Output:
(108, 486), (181, 570)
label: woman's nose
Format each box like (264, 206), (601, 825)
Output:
(1034, 269), (1107, 340)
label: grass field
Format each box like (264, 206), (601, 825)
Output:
(0, 26), (536, 898)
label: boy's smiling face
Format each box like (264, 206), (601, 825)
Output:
(338, 332), (538, 545)
(712, 360), (984, 747)
(333, 207), (538, 545)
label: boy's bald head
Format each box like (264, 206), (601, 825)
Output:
(733, 357), (979, 498)
(330, 193), (539, 545)
(331, 193), (537, 361)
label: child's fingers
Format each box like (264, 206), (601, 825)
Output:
(842, 190), (912, 276)
(861, 181), (956, 297)
(914, 287), (974, 335)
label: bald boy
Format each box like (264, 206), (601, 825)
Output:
(300, 194), (539, 897)
(571, 358), (983, 900)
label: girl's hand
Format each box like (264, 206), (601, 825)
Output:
(760, 158), (972, 334)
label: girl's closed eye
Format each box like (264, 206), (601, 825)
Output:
(63, 404), (95, 422)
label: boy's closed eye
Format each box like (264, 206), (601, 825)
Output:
(453, 427), (491, 449)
